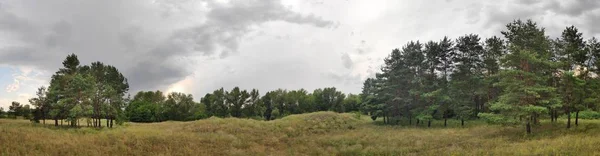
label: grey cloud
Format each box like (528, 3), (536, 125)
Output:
(542, 0), (600, 17)
(324, 72), (362, 86)
(355, 40), (371, 54)
(127, 60), (191, 91)
(341, 53), (353, 69)
(583, 12), (600, 36)
(45, 21), (72, 48)
(481, 0), (600, 36)
(0, 0), (334, 94)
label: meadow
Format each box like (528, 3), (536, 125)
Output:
(2, 112), (600, 156)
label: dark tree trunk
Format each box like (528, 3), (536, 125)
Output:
(444, 118), (447, 127)
(461, 119), (464, 127)
(427, 120), (431, 127)
(106, 117), (109, 127)
(526, 120), (531, 134)
(575, 110), (579, 126)
(550, 110), (554, 123)
(409, 116), (412, 125)
(416, 119), (420, 126)
(61, 119), (63, 126)
(110, 118), (113, 128)
(444, 113), (447, 127)
(556, 111), (559, 121)
(54, 119), (58, 126)
(567, 108), (571, 129)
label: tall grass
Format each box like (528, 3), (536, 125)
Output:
(1, 112), (600, 155)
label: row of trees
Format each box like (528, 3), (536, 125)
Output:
(4, 55), (364, 125)
(0, 101), (33, 119)
(361, 19), (600, 133)
(15, 54), (130, 128)
(124, 87), (362, 122)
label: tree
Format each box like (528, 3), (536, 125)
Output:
(480, 20), (561, 134)
(313, 87), (345, 112)
(559, 71), (584, 128)
(449, 34), (485, 126)
(342, 94), (362, 112)
(242, 89), (261, 118)
(8, 101), (23, 118)
(125, 91), (165, 122)
(47, 53), (81, 126)
(482, 36), (505, 114)
(0, 107), (5, 118)
(556, 26), (587, 127)
(163, 92), (196, 121)
(262, 91), (275, 120)
(30, 86), (49, 124)
(226, 87), (250, 118)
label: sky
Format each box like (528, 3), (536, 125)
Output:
(1, 0), (599, 109)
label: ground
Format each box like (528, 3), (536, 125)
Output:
(1, 112), (600, 155)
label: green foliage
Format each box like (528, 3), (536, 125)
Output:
(566, 110), (600, 119)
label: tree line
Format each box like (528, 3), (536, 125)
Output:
(124, 87), (362, 122)
(0, 54), (363, 125)
(361, 19), (600, 133)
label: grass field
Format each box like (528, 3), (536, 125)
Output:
(2, 112), (600, 155)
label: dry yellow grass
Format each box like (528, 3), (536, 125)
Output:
(2, 112), (600, 156)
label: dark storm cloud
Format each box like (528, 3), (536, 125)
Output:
(0, 0), (333, 92)
(481, 0), (600, 37)
(542, 0), (600, 17)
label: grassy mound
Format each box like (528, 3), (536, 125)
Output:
(3, 112), (600, 155)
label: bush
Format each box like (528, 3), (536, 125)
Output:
(569, 110), (600, 119)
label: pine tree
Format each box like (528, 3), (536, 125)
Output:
(480, 20), (561, 134)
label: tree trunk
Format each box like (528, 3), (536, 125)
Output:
(461, 119), (464, 127)
(444, 117), (447, 127)
(54, 119), (58, 126)
(106, 117), (109, 127)
(556, 110), (559, 121)
(110, 118), (113, 128)
(567, 108), (571, 129)
(427, 120), (431, 127)
(575, 110), (579, 126)
(409, 116), (412, 125)
(550, 109), (554, 122)
(61, 119), (63, 126)
(43, 118), (45, 125)
(526, 120), (531, 134)
(416, 119), (420, 126)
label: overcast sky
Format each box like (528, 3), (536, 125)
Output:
(1, 0), (599, 109)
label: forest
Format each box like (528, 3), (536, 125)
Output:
(2, 19), (600, 136)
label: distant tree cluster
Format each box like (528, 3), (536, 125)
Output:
(124, 91), (203, 122)
(362, 19), (600, 133)
(199, 87), (361, 120)
(0, 101), (34, 119)
(124, 87), (361, 122)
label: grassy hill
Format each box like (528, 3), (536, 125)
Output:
(2, 112), (600, 155)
